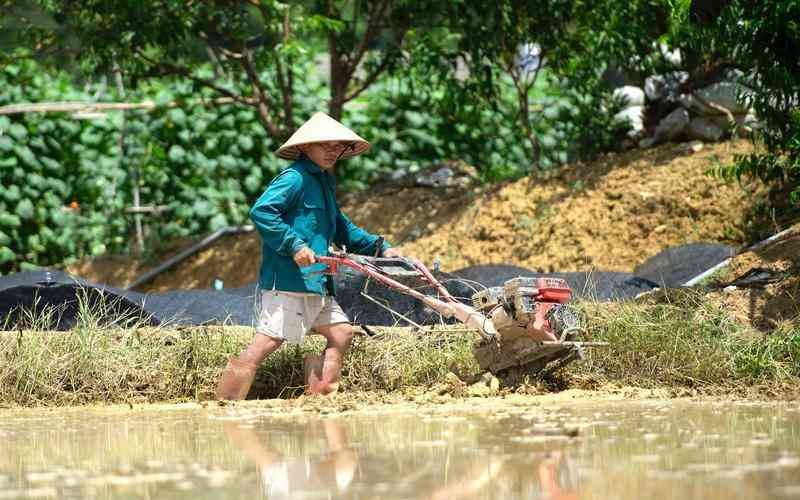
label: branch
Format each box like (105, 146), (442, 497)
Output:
(272, 9), (294, 129)
(692, 92), (748, 133)
(240, 47), (283, 139)
(0, 97), (256, 116)
(345, 41), (404, 102)
(136, 50), (250, 106)
(345, 0), (391, 79)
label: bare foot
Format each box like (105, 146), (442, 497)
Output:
(304, 354), (324, 394)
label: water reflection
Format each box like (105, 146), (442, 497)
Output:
(224, 419), (358, 499)
(0, 399), (798, 499)
(222, 416), (578, 499)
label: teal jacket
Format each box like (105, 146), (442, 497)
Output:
(249, 157), (391, 295)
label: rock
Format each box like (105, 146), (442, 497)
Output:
(638, 137), (657, 149)
(414, 161), (479, 188)
(614, 105), (645, 137)
(687, 116), (726, 142)
(644, 71), (689, 102)
(613, 86), (645, 107)
(654, 108), (690, 142)
(680, 141), (705, 154)
(678, 81), (753, 116)
(659, 43), (682, 67)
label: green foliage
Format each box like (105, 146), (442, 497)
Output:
(704, 0), (800, 204)
(0, 58), (327, 273)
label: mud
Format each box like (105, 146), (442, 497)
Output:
(2, 395), (799, 499)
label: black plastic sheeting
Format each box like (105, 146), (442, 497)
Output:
(0, 271), (258, 330)
(0, 243), (735, 330)
(633, 243), (735, 287)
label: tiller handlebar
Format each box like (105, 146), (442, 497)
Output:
(315, 253), (498, 338)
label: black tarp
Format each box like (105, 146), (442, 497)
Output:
(0, 242), (735, 329)
(0, 271), (257, 330)
(633, 243), (735, 287)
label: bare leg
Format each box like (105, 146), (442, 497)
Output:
(216, 334), (284, 400)
(306, 323), (353, 395)
(240, 334), (284, 365)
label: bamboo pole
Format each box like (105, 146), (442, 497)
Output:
(0, 97), (253, 116)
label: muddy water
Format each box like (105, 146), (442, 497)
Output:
(1, 399), (799, 499)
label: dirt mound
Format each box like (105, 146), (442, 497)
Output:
(70, 140), (765, 292)
(639, 224), (800, 330)
(704, 224), (800, 330)
(344, 140), (759, 272)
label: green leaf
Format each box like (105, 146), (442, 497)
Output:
(15, 145), (40, 169)
(209, 213), (228, 230)
(0, 213), (21, 228)
(40, 156), (61, 174)
(244, 174), (262, 192)
(8, 123), (27, 141)
(168, 108), (187, 127)
(3, 185), (20, 203)
(0, 246), (15, 264)
(0, 156), (17, 168)
(0, 135), (13, 152)
(219, 155), (237, 171)
(17, 199), (35, 220)
(238, 135), (254, 152)
(168, 145), (187, 162)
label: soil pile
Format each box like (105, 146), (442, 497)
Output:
(344, 140), (759, 272)
(705, 224), (800, 330)
(68, 140), (763, 292)
(638, 223), (800, 330)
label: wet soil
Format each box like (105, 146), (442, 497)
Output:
(2, 397), (799, 499)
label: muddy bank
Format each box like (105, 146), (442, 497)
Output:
(2, 316), (799, 409)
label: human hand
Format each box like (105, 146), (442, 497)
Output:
(383, 247), (404, 258)
(293, 246), (316, 267)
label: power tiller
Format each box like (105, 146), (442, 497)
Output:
(316, 251), (604, 375)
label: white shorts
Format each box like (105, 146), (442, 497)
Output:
(255, 291), (350, 344)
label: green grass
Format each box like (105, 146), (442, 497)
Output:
(576, 290), (800, 391)
(3, 285), (800, 407)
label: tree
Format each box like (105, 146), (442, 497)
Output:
(701, 0), (800, 204)
(4, 1), (452, 142)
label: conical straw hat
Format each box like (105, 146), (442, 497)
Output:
(275, 112), (371, 160)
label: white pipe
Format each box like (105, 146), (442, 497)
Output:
(682, 227), (795, 287)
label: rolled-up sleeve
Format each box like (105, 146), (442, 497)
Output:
(334, 210), (392, 256)
(249, 170), (307, 256)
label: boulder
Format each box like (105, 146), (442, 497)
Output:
(709, 111), (760, 132)
(614, 105), (645, 138)
(613, 86), (645, 107)
(644, 71), (689, 102)
(687, 116), (726, 142)
(659, 43), (682, 67)
(678, 81), (753, 115)
(654, 108), (690, 142)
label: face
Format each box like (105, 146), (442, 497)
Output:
(300, 141), (351, 169)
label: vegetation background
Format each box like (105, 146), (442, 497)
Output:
(0, 0), (797, 274)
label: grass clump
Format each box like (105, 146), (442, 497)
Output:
(576, 290), (800, 392)
(0, 291), (480, 406)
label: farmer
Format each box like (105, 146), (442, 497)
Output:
(216, 111), (403, 400)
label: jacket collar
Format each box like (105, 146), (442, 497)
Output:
(297, 155), (324, 175)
